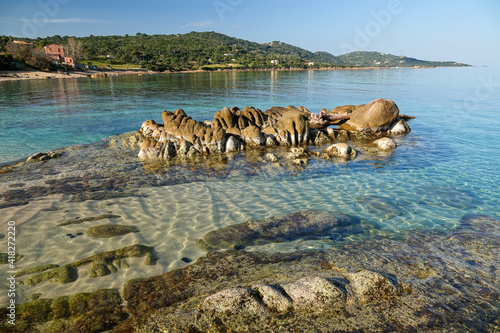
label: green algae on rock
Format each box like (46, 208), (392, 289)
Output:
(196, 209), (356, 251)
(121, 213), (499, 332)
(0, 252), (23, 264)
(0, 289), (125, 333)
(86, 224), (139, 238)
(17, 264), (60, 277)
(57, 213), (121, 226)
(20, 244), (157, 286)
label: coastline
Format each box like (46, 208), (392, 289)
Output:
(0, 65), (465, 82)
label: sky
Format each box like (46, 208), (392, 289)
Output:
(1, 0), (499, 66)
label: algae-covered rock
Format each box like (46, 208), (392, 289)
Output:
(88, 260), (115, 278)
(51, 296), (70, 319)
(74, 306), (129, 333)
(199, 287), (267, 316)
(197, 209), (354, 251)
(17, 299), (54, 325)
(58, 213), (121, 226)
(88, 289), (122, 310)
(69, 293), (90, 316)
(86, 224), (139, 237)
(0, 252), (23, 264)
(22, 244), (157, 286)
(0, 288), (124, 332)
(282, 276), (346, 310)
(345, 270), (399, 304)
(24, 265), (78, 286)
(17, 264), (60, 277)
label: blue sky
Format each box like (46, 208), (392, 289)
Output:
(1, 0), (499, 65)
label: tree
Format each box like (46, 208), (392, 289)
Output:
(5, 42), (31, 62)
(65, 37), (83, 63)
(29, 47), (52, 70)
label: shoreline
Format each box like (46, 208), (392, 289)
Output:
(0, 65), (470, 82)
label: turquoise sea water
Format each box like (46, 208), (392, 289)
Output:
(0, 68), (499, 304)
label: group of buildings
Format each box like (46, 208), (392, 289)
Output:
(13, 40), (75, 66)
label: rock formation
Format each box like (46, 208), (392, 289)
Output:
(137, 99), (413, 162)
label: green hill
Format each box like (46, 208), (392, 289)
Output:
(1, 31), (470, 71)
(335, 51), (469, 68)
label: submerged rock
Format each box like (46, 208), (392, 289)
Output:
(20, 244), (157, 286)
(86, 225), (139, 238)
(196, 209), (354, 251)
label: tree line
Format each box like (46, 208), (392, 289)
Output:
(0, 32), (340, 71)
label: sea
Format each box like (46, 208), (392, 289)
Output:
(0, 67), (499, 305)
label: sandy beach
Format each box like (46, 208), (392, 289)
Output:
(0, 69), (151, 82)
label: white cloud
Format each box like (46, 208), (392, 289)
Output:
(180, 20), (220, 29)
(1, 17), (117, 24)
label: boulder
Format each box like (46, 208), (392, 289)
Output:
(252, 284), (293, 312)
(286, 147), (309, 160)
(388, 119), (411, 135)
(241, 125), (266, 147)
(345, 270), (399, 304)
(374, 137), (396, 151)
(345, 99), (399, 132)
(199, 287), (267, 316)
(213, 107), (237, 129)
(282, 276), (345, 309)
(323, 143), (357, 159)
(275, 111), (310, 145)
(265, 153), (278, 163)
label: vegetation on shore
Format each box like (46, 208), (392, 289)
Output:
(1, 31), (470, 72)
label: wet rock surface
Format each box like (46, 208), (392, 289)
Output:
(1, 213), (499, 332)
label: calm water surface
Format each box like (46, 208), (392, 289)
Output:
(0, 68), (499, 303)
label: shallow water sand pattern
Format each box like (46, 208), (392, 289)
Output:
(0, 131), (493, 308)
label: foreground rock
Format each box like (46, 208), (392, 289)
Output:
(196, 209), (355, 251)
(137, 99), (412, 162)
(2, 213), (499, 332)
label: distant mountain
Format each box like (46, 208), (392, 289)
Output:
(1, 31), (470, 70)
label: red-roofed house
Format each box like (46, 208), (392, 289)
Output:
(44, 44), (74, 66)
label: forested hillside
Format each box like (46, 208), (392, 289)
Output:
(0, 31), (470, 71)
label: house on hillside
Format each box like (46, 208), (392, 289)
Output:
(44, 44), (74, 67)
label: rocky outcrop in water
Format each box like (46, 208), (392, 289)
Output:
(137, 99), (412, 161)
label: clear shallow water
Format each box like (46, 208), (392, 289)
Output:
(0, 68), (499, 304)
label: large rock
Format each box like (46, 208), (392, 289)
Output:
(345, 270), (399, 304)
(275, 110), (310, 145)
(323, 143), (357, 159)
(196, 209), (354, 251)
(199, 287), (267, 316)
(374, 137), (397, 151)
(282, 276), (345, 309)
(345, 99), (399, 132)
